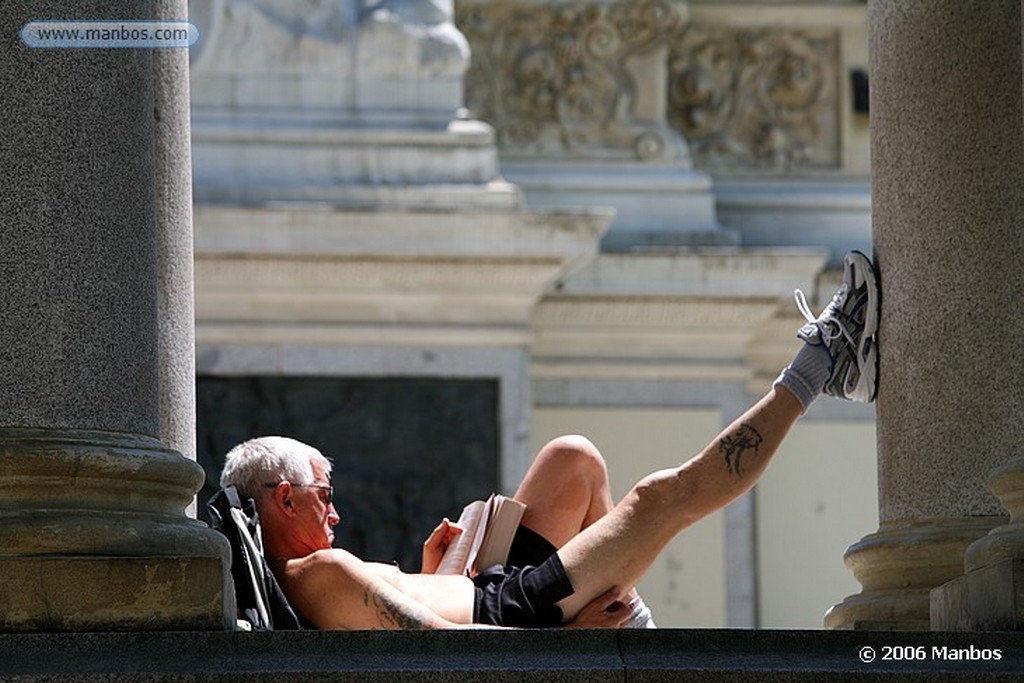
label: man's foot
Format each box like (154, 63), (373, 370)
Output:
(794, 250), (879, 402)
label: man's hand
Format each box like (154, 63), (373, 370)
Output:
(564, 587), (632, 629)
(421, 517), (463, 574)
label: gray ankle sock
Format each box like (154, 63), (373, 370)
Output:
(773, 342), (832, 412)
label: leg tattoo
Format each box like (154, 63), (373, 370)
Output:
(718, 422), (763, 476)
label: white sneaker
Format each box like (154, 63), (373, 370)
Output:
(794, 250), (880, 402)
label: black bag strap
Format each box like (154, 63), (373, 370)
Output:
(207, 486), (302, 630)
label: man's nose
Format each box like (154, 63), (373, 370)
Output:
(327, 502), (341, 526)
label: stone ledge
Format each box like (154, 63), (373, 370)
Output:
(1, 630), (1023, 682)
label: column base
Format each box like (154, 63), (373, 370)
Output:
(824, 517), (1001, 630)
(0, 556), (229, 631)
(823, 590), (932, 631)
(963, 458), (1024, 573)
(931, 559), (1024, 631)
(931, 458), (1024, 631)
(0, 428), (232, 631)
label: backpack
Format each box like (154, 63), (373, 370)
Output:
(206, 486), (304, 630)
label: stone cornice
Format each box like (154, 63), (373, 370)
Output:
(195, 204), (611, 348)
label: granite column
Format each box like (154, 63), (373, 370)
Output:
(0, 1), (231, 630)
(825, 0), (1024, 630)
(154, 0), (199, 516)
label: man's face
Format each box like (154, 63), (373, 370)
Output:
(293, 459), (340, 550)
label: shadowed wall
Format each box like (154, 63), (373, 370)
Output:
(197, 376), (499, 570)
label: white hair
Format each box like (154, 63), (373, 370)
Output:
(220, 436), (332, 499)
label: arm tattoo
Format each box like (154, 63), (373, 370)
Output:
(363, 585), (435, 629)
(718, 422), (763, 476)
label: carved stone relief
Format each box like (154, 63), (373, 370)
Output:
(667, 23), (838, 171)
(456, 0), (840, 171)
(456, 0), (689, 163)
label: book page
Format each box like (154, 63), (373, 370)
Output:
(434, 498), (489, 575)
(473, 495), (527, 572)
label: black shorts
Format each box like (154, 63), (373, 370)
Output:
(507, 523), (558, 567)
(471, 525), (575, 628)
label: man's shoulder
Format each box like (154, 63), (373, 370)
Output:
(288, 547), (363, 576)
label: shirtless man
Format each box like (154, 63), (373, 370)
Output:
(220, 251), (879, 629)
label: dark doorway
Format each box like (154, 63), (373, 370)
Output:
(196, 376), (499, 570)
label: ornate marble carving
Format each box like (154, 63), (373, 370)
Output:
(667, 24), (838, 171)
(456, 0), (688, 162)
(457, 0), (839, 171)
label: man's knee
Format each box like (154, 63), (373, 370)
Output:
(537, 434), (609, 480)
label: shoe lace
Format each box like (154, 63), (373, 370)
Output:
(794, 284), (857, 347)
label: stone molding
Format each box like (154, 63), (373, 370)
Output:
(0, 428), (228, 556)
(0, 428), (232, 631)
(194, 204), (610, 348)
(497, 160), (723, 247)
(531, 249), (828, 384)
(825, 517), (1001, 630)
(191, 115), (511, 207)
(934, 458), (1024, 630)
(194, 204), (609, 258)
(964, 459), (1024, 573)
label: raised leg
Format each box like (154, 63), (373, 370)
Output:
(554, 386), (804, 620)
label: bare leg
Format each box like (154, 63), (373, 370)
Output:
(513, 435), (615, 548)
(515, 434), (649, 623)
(554, 386), (803, 620)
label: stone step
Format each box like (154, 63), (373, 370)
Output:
(1, 629), (1021, 682)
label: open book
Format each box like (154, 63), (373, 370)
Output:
(435, 494), (527, 576)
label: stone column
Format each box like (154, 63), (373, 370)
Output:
(826, 0), (1024, 630)
(0, 1), (231, 630)
(155, 0), (198, 516)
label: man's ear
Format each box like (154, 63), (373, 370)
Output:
(269, 481), (297, 517)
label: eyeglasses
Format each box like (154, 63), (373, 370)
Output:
(264, 481), (334, 502)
